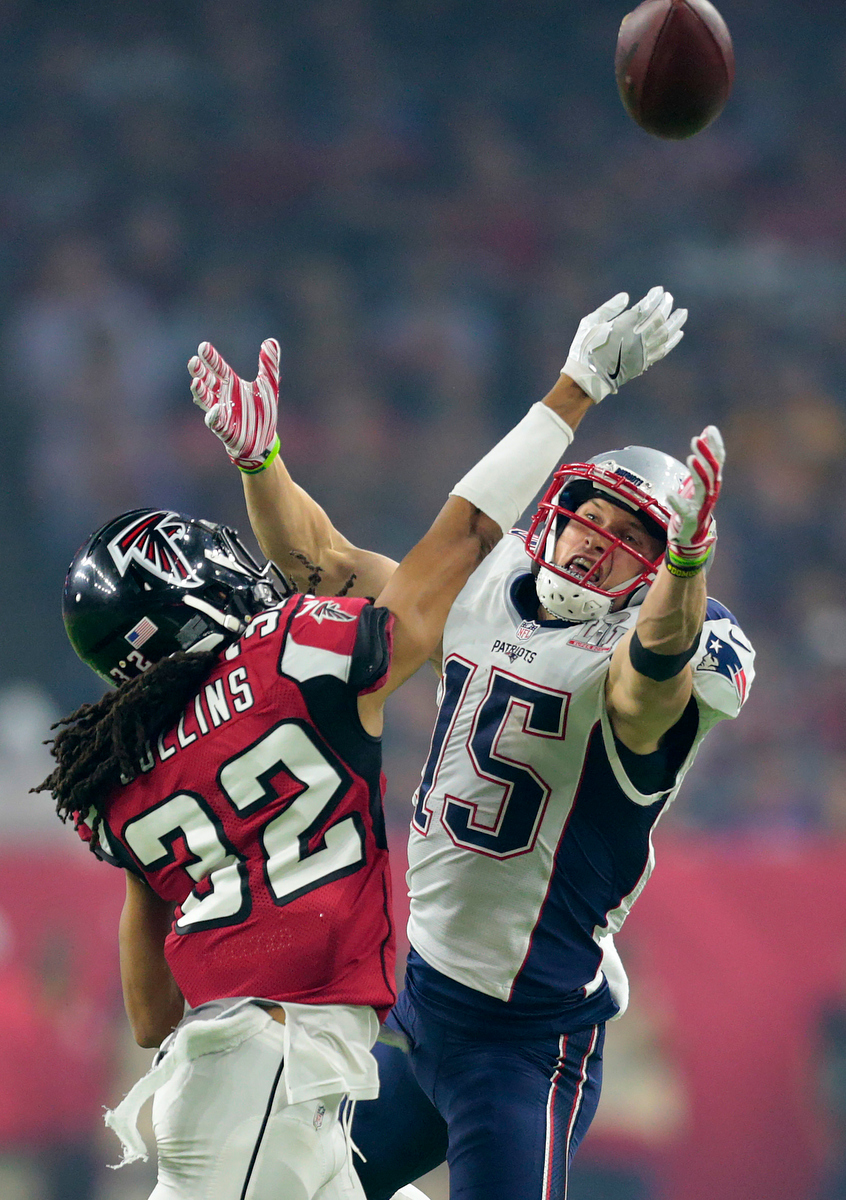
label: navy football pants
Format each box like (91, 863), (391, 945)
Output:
(352, 988), (604, 1200)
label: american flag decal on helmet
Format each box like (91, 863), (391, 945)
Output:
(125, 616), (159, 647)
(107, 511), (201, 588)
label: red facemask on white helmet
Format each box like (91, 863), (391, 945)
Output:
(525, 446), (692, 622)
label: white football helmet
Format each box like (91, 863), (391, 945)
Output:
(525, 446), (693, 622)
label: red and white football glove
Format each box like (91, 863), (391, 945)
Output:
(562, 286), (688, 404)
(189, 339), (280, 472)
(665, 425), (724, 576)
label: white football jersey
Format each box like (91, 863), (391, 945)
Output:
(406, 532), (754, 1019)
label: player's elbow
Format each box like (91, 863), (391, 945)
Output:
(125, 990), (184, 1049)
(134, 1027), (164, 1050)
(470, 510), (502, 563)
(129, 1013), (171, 1049)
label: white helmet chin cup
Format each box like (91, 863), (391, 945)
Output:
(535, 567), (613, 622)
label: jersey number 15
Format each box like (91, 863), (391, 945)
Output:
(413, 658), (569, 858)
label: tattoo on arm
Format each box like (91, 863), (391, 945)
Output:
(289, 550), (324, 594)
(288, 549), (357, 597)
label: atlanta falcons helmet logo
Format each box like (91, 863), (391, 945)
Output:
(106, 511), (202, 588)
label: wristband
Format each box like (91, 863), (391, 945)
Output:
(236, 434), (281, 475)
(667, 541), (711, 566)
(664, 557), (704, 579)
(665, 544), (711, 578)
(450, 402), (574, 533)
(628, 628), (700, 681)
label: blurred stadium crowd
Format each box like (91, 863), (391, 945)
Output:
(2, 1), (846, 1198)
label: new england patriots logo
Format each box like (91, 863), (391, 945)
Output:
(696, 630), (750, 704)
(300, 597), (356, 623)
(595, 460), (653, 493)
(107, 511), (201, 588)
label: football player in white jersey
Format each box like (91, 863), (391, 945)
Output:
(189, 290), (753, 1200)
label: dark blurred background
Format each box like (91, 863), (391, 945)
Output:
(2, 1), (846, 1197)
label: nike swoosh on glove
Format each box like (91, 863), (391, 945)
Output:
(562, 287), (688, 403)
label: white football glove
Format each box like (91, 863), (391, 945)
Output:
(666, 425), (724, 573)
(189, 339), (280, 472)
(562, 287), (688, 403)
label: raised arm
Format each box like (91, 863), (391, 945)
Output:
(355, 288), (690, 732)
(370, 380), (593, 691)
(188, 286), (686, 602)
(606, 426), (723, 754)
(355, 395), (585, 736)
(243, 455), (398, 599)
(189, 339), (396, 597)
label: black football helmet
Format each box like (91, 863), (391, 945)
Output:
(63, 509), (294, 685)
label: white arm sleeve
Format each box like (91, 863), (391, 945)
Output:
(450, 402), (574, 533)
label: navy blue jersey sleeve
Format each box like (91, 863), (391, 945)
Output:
(692, 600), (755, 719)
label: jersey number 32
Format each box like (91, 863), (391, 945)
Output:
(122, 720), (367, 932)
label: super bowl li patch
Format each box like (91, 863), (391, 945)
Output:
(567, 617), (629, 653)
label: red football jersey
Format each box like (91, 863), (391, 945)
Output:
(79, 595), (397, 1019)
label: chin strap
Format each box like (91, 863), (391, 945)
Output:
(187, 632), (226, 654)
(182, 593), (244, 633)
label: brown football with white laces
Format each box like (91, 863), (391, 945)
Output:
(615, 0), (735, 139)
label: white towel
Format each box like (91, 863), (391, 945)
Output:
(104, 1001), (271, 1167)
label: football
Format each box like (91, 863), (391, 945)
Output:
(615, 0), (735, 139)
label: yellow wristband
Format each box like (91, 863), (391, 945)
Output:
(664, 548), (706, 578)
(665, 558), (703, 579)
(237, 435), (280, 475)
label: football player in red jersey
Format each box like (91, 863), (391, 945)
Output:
(35, 331), (602, 1200)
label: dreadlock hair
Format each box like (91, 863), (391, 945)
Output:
(32, 649), (220, 855)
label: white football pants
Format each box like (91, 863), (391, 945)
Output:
(149, 1015), (365, 1200)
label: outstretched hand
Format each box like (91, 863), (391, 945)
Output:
(562, 287), (688, 403)
(666, 425), (724, 569)
(189, 339), (281, 472)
